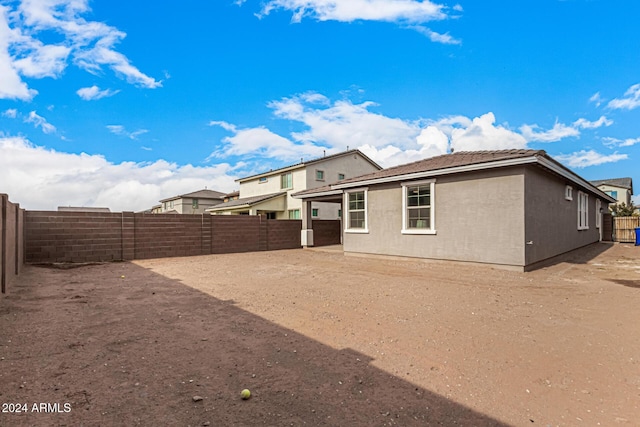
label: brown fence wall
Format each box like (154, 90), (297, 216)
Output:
(312, 220), (341, 246)
(1, 194), (25, 296)
(25, 212), (309, 263)
(614, 216), (640, 243)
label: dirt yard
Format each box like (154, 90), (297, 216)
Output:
(1, 243), (639, 426)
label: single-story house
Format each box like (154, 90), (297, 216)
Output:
(293, 149), (616, 271)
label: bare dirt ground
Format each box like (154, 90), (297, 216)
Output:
(1, 243), (639, 426)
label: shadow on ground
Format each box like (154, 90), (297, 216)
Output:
(0, 262), (508, 426)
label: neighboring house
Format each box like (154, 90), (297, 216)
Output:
(223, 191), (240, 203)
(294, 149), (615, 271)
(207, 149), (381, 219)
(58, 207), (111, 212)
(589, 178), (633, 208)
(158, 189), (225, 214)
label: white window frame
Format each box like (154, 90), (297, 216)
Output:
(344, 188), (369, 233)
(577, 191), (589, 230)
(595, 199), (601, 229)
(401, 179), (436, 235)
(565, 185), (573, 201)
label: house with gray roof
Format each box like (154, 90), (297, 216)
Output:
(294, 149), (615, 271)
(589, 178), (633, 208)
(157, 189), (225, 214)
(207, 149), (381, 219)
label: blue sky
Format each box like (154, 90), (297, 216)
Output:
(1, 0), (639, 211)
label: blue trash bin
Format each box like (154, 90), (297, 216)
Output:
(636, 228), (640, 246)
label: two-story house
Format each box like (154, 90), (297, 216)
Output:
(207, 150), (382, 219)
(157, 189), (226, 214)
(590, 178), (634, 208)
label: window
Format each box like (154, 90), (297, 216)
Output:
(565, 185), (573, 201)
(338, 173), (345, 180)
(192, 199), (199, 209)
(312, 208), (319, 217)
(606, 190), (618, 199)
(402, 180), (436, 234)
(345, 189), (368, 232)
(163, 202), (167, 210)
(578, 191), (589, 230)
(316, 170), (325, 181)
(338, 209), (342, 218)
(596, 199), (601, 229)
(259, 177), (268, 184)
(169, 200), (174, 209)
(281, 172), (293, 189)
(288, 209), (300, 219)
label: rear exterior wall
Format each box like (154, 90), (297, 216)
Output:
(524, 166), (605, 267)
(343, 167), (526, 268)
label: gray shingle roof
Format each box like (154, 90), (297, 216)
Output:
(590, 178), (633, 191)
(160, 189), (226, 203)
(293, 149), (545, 197)
(206, 192), (286, 211)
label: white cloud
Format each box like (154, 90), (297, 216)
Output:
(77, 85), (119, 100)
(0, 136), (237, 211)
(254, 0), (459, 43)
(25, 110), (56, 134)
(209, 121), (326, 162)
(573, 116), (612, 129)
(602, 136), (640, 147)
(608, 83), (640, 110)
(555, 150), (628, 168)
(259, 0), (448, 23)
(519, 121), (580, 142)
(589, 92), (602, 107)
(0, 0), (160, 101)
(269, 93), (421, 150)
(2, 108), (17, 118)
(106, 125), (148, 140)
(408, 25), (461, 45)
(213, 93), (540, 167)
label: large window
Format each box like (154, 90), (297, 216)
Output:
(578, 191), (589, 230)
(281, 172), (293, 189)
(402, 180), (436, 234)
(345, 189), (368, 232)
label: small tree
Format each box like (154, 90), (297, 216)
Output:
(611, 202), (637, 217)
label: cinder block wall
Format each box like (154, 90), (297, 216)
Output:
(312, 220), (341, 247)
(1, 194), (25, 296)
(26, 211), (124, 263)
(24, 212), (312, 263)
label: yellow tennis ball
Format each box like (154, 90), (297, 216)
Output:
(240, 389), (251, 400)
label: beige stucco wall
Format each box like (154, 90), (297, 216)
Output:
(524, 167), (604, 267)
(595, 184), (632, 206)
(343, 167), (526, 268)
(239, 153), (379, 220)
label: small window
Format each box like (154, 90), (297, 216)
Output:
(259, 177), (268, 184)
(163, 202), (167, 210)
(312, 208), (319, 217)
(338, 173), (345, 180)
(288, 209), (300, 219)
(281, 172), (293, 189)
(338, 209), (342, 218)
(606, 190), (618, 199)
(578, 191), (589, 230)
(316, 170), (325, 181)
(565, 185), (573, 201)
(192, 199), (199, 209)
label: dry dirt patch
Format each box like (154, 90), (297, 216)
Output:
(1, 243), (639, 426)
